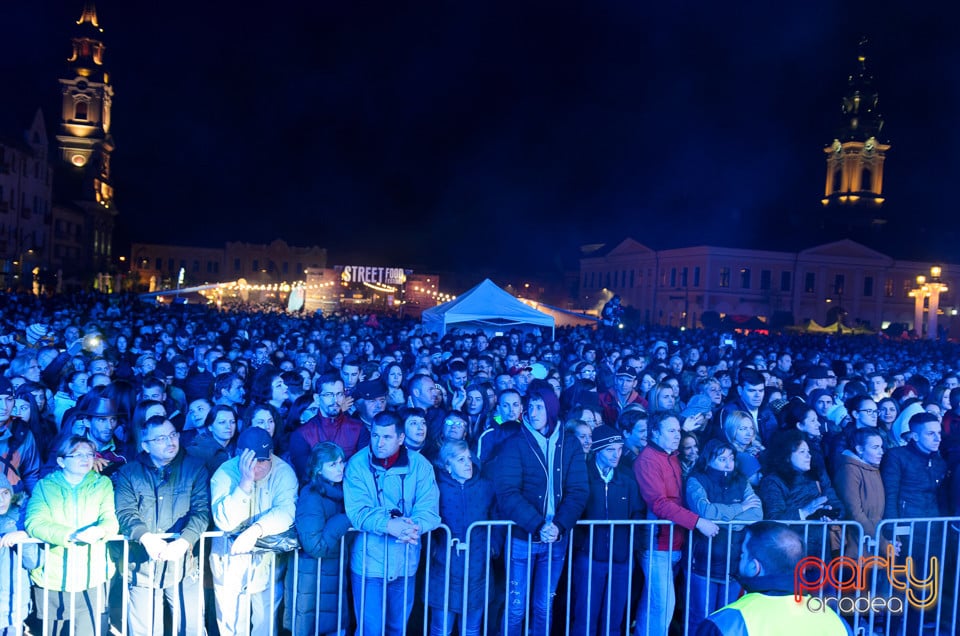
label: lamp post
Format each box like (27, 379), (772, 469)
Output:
(927, 266), (948, 341)
(909, 275), (928, 338)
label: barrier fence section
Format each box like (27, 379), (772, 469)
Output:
(5, 518), (958, 636)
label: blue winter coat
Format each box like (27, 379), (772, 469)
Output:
(428, 469), (498, 613)
(0, 503), (38, 628)
(293, 479), (351, 636)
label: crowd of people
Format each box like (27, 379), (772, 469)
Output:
(0, 290), (957, 635)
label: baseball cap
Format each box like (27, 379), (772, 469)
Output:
(237, 427), (273, 460)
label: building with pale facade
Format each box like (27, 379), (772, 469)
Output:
(580, 238), (954, 332)
(0, 110), (53, 288)
(130, 239), (327, 290)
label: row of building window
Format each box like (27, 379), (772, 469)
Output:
(585, 267), (911, 299)
(0, 152), (48, 181)
(149, 259), (306, 276)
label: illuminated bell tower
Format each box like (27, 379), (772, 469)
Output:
(56, 1), (115, 210)
(821, 38), (889, 216)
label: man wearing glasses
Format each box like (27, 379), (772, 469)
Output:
(113, 415), (210, 636)
(287, 373), (364, 484)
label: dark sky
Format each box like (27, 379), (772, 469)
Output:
(5, 1), (960, 274)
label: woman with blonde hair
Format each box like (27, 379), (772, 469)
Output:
(722, 410), (764, 486)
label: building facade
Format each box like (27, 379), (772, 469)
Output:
(0, 110), (53, 289)
(130, 239), (328, 291)
(580, 238), (953, 332)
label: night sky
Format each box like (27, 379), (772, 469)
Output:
(4, 1), (959, 275)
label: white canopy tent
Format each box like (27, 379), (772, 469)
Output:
(421, 279), (555, 338)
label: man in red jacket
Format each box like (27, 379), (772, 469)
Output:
(633, 411), (718, 636)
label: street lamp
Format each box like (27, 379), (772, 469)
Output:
(909, 275), (928, 338)
(927, 266), (948, 340)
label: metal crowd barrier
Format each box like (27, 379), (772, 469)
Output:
(3, 518), (958, 636)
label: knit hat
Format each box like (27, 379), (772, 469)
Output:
(680, 394), (713, 419)
(238, 427), (273, 460)
(25, 324), (51, 345)
(590, 425), (623, 453)
(0, 378), (13, 398)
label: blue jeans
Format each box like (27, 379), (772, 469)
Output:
(505, 535), (568, 636)
(572, 552), (630, 636)
(686, 572), (741, 634)
(634, 550), (681, 636)
(351, 572), (416, 636)
(429, 607), (484, 636)
(127, 575), (203, 636)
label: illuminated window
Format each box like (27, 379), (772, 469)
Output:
(884, 278), (893, 297)
(903, 280), (913, 298)
(719, 267), (730, 288)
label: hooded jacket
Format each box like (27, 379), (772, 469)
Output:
(25, 469), (119, 591)
(493, 421), (589, 539)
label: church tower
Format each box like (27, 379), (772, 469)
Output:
(821, 38), (889, 219)
(50, 1), (118, 286)
(56, 1), (115, 210)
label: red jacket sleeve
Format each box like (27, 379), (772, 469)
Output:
(634, 449), (699, 531)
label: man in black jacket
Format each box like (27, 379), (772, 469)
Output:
(880, 412), (948, 634)
(571, 425), (645, 636)
(492, 388), (589, 636)
(114, 415), (210, 636)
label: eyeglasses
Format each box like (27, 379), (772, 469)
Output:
(65, 452), (96, 460)
(858, 409), (878, 415)
(145, 432), (180, 445)
(320, 392), (345, 400)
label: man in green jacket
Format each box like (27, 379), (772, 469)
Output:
(696, 521), (852, 635)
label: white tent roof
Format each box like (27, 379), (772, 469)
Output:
(421, 279), (555, 337)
